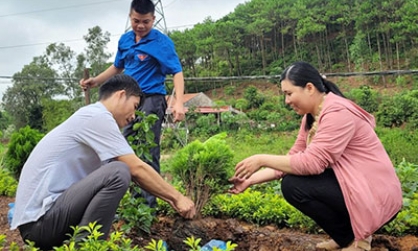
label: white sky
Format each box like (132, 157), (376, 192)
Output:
(0, 0), (248, 99)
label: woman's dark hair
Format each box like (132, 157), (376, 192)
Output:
(131, 0), (155, 15)
(280, 61), (345, 131)
(99, 74), (144, 106)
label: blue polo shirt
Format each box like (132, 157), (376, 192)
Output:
(114, 29), (182, 95)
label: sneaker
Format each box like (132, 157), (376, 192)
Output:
(316, 239), (340, 250)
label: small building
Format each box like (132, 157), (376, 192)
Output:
(166, 92), (213, 109)
(165, 92), (242, 123)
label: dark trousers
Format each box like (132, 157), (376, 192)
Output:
(18, 162), (131, 251)
(123, 94), (167, 208)
(281, 168), (354, 247)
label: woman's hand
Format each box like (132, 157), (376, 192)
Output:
(228, 176), (252, 194)
(233, 155), (262, 179)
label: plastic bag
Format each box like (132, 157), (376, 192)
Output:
(7, 202), (15, 226)
(201, 239), (227, 251)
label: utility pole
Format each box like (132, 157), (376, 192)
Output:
(124, 0), (168, 34)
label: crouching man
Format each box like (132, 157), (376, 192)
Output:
(11, 74), (195, 250)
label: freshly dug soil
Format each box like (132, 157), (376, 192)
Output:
(126, 216), (418, 251)
(1, 196), (418, 250)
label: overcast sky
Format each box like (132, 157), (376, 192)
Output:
(0, 0), (248, 99)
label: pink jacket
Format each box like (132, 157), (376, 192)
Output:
(281, 92), (402, 240)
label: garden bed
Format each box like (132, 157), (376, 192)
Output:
(126, 216), (418, 251)
(2, 196), (418, 250)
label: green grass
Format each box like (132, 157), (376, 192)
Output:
(225, 129), (297, 164)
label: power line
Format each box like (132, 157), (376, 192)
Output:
(0, 34), (122, 50)
(0, 1), (196, 50)
(0, 23), (196, 50)
(1, 70), (418, 84)
(0, 0), (125, 18)
(0, 1), (128, 49)
(163, 0), (180, 9)
(0, 76), (77, 82)
(0, 38), (85, 50)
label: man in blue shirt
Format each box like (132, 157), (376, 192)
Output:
(80, 0), (185, 208)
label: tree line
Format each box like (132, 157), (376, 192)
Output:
(169, 0), (418, 77)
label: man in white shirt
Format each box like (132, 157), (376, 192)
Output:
(12, 74), (195, 250)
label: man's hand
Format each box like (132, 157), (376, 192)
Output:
(172, 101), (185, 122)
(79, 77), (99, 90)
(169, 195), (196, 219)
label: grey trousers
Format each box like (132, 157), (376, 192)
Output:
(18, 161), (131, 251)
(123, 94), (167, 208)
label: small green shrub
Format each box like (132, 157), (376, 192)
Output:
(4, 126), (44, 179)
(220, 112), (248, 131)
(346, 85), (380, 113)
(376, 91), (418, 129)
(169, 133), (234, 217)
(234, 98), (248, 111)
(0, 168), (18, 196)
(224, 86), (236, 96)
(244, 86), (265, 109)
(192, 114), (220, 136)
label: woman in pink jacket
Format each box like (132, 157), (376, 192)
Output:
(229, 62), (402, 251)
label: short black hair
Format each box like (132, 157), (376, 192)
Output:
(99, 74), (143, 101)
(131, 0), (155, 15)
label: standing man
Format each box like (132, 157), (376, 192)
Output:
(80, 0), (185, 208)
(12, 75), (195, 251)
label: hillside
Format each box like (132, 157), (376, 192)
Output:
(203, 75), (410, 102)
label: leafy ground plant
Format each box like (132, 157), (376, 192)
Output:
(127, 111), (158, 162)
(0, 224), (239, 251)
(116, 185), (155, 234)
